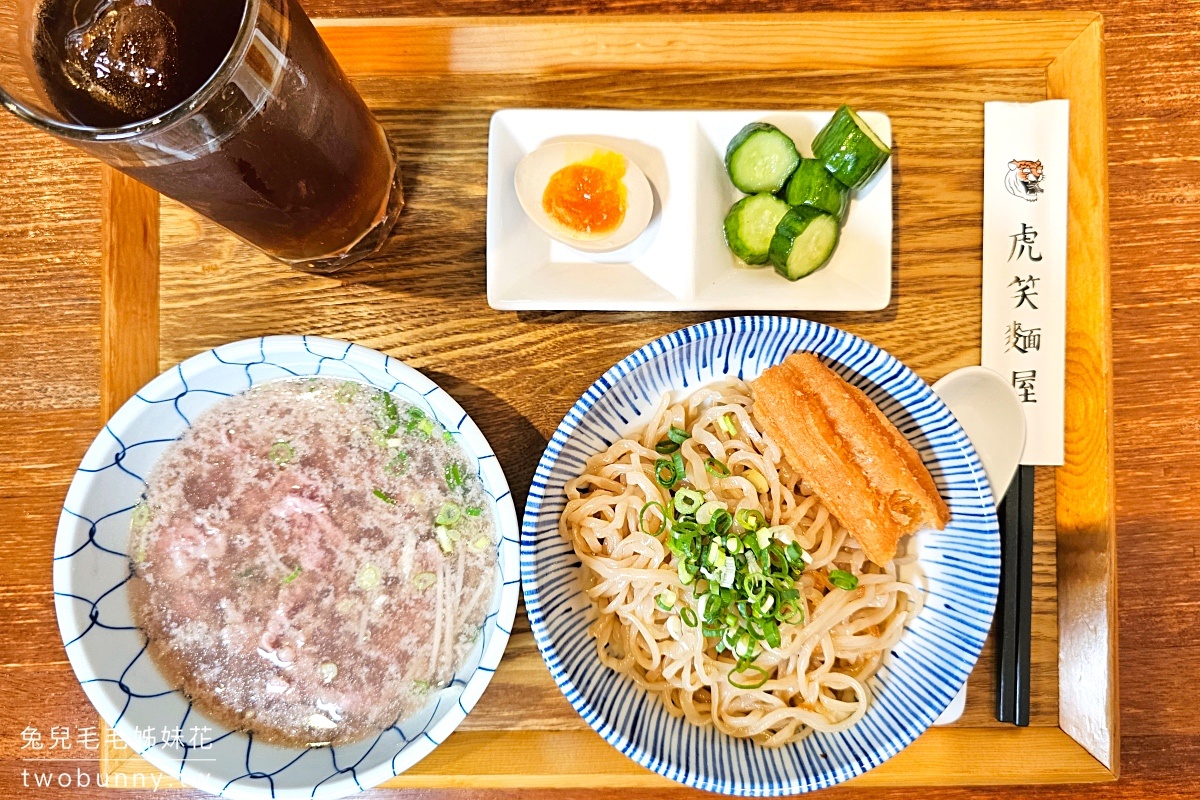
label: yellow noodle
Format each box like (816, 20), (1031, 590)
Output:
(560, 378), (923, 746)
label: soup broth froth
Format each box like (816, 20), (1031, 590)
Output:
(128, 378), (498, 748)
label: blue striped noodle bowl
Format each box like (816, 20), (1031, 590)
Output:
(521, 316), (1000, 795)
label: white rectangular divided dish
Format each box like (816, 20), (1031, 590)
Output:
(487, 108), (892, 311)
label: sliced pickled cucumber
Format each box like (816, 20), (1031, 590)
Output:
(784, 159), (851, 223)
(723, 193), (790, 265)
(811, 105), (891, 190)
(724, 123), (801, 194)
(768, 207), (840, 280)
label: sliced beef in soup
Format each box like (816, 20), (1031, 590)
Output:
(128, 378), (498, 748)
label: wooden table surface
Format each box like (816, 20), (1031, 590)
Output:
(0, 0), (1189, 798)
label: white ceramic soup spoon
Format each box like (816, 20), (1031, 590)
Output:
(930, 366), (1026, 725)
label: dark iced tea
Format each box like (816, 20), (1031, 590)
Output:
(27, 0), (402, 269)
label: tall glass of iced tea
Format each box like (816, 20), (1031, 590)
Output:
(0, 0), (403, 272)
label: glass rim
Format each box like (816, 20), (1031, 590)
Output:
(0, 0), (259, 143)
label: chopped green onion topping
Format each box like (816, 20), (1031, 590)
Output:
(381, 391), (399, 414)
(268, 441), (295, 466)
(704, 458), (731, 478)
(718, 554), (736, 587)
(742, 573), (767, 600)
(373, 487), (397, 504)
(717, 414), (737, 436)
(445, 462), (465, 490)
(673, 489), (705, 515)
(281, 565), (302, 584)
(735, 508), (766, 532)
(655, 591), (677, 611)
(696, 500), (725, 525)
(413, 571), (437, 591)
(728, 663), (770, 690)
(443, 430), (454, 443)
(680, 606), (699, 627)
(640, 501), (668, 535)
(654, 458), (678, 487)
(655, 439), (680, 454)
(435, 527), (455, 553)
(386, 451), (409, 475)
(780, 602), (805, 624)
(755, 527), (771, 550)
(663, 487), (807, 667)
(672, 451), (686, 483)
(829, 569), (859, 591)
(465, 506), (483, 517)
(706, 508), (733, 535)
(667, 426), (691, 444)
(435, 502), (463, 527)
(707, 539), (726, 567)
(405, 407), (432, 435)
(471, 535), (491, 551)
(378, 391), (402, 435)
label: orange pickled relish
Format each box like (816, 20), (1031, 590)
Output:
(541, 150), (627, 236)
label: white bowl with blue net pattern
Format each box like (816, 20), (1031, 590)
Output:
(53, 336), (520, 799)
(522, 316), (1000, 794)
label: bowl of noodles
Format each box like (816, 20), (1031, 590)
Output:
(521, 316), (1000, 794)
(53, 336), (520, 799)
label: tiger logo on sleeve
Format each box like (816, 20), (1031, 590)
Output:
(1005, 159), (1044, 201)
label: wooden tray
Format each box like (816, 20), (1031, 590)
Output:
(95, 12), (1115, 789)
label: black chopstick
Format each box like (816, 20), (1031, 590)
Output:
(995, 469), (1021, 722)
(995, 464), (1035, 725)
(1014, 464), (1035, 726)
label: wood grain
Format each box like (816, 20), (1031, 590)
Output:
(4, 0), (1187, 798)
(1045, 15), (1118, 773)
(0, 117), (102, 413)
(314, 13), (1097, 73)
(99, 170), (159, 420)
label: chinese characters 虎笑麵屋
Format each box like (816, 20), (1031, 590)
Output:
(982, 101), (1068, 465)
(1006, 221), (1046, 402)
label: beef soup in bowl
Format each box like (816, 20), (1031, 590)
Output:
(53, 337), (519, 799)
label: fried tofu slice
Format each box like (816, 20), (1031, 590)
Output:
(750, 352), (949, 566)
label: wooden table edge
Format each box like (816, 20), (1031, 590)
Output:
(98, 726), (1114, 789)
(1045, 14), (1119, 777)
(313, 12), (1102, 73)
